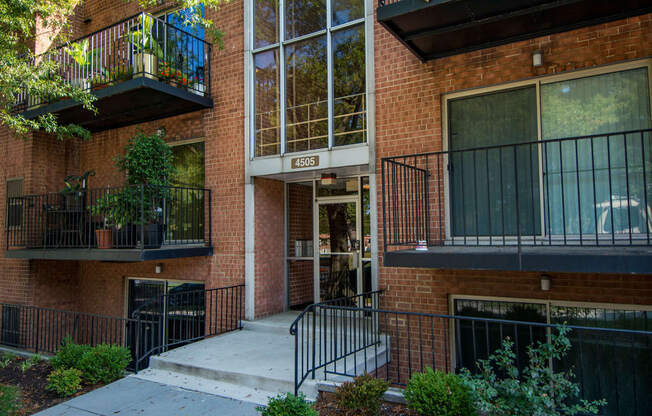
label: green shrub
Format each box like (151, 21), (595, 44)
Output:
(51, 337), (91, 370)
(46, 368), (83, 397)
(460, 326), (606, 416)
(0, 384), (21, 416)
(335, 374), (390, 416)
(0, 354), (15, 369)
(77, 344), (131, 384)
(404, 368), (475, 416)
(257, 393), (318, 416)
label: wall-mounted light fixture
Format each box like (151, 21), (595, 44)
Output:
(155, 263), (164, 274)
(532, 50), (543, 67)
(540, 274), (552, 291)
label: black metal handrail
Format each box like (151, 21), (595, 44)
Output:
(14, 12), (212, 112)
(382, 128), (652, 251)
(131, 284), (244, 370)
(290, 290), (383, 395)
(292, 302), (652, 416)
(5, 184), (211, 250)
(0, 284), (245, 372)
(0, 303), (136, 358)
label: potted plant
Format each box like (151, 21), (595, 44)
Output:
(126, 14), (163, 80)
(90, 189), (116, 249)
(113, 131), (175, 249)
(64, 40), (104, 90)
(190, 68), (206, 96)
(60, 170), (95, 211)
(108, 64), (134, 84)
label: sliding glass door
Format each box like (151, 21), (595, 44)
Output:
(448, 65), (652, 242)
(449, 87), (540, 237)
(541, 68), (652, 238)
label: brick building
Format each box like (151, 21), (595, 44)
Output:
(1, 0), (651, 413)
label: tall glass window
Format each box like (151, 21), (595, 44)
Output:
(252, 0), (366, 157)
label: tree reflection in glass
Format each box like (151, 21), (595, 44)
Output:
(285, 0), (326, 40)
(286, 35), (328, 152)
(333, 25), (365, 146)
(255, 49), (281, 156)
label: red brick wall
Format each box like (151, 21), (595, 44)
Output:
(0, 0), (247, 317)
(287, 183), (314, 307)
(374, 11), (652, 314)
(254, 177), (285, 318)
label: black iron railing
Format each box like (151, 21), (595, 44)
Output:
(290, 290), (383, 395)
(13, 12), (211, 112)
(382, 129), (652, 251)
(0, 284), (244, 371)
(6, 184), (211, 250)
(291, 302), (652, 416)
(131, 284), (244, 370)
(0, 303), (136, 356)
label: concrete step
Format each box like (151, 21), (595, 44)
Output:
(142, 312), (389, 404)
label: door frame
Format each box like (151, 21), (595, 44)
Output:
(313, 195), (362, 303)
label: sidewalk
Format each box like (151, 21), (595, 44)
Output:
(34, 377), (260, 416)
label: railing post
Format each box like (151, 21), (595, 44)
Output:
(140, 185), (145, 251)
(135, 316), (141, 373)
(513, 146), (522, 269)
(140, 12), (145, 77)
(34, 308), (40, 354)
(311, 307), (316, 379)
(208, 189), (212, 246)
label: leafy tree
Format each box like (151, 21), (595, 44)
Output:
(0, 0), (230, 141)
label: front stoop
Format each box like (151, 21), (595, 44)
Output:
(134, 312), (389, 405)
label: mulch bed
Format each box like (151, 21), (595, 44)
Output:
(314, 391), (419, 416)
(0, 355), (102, 415)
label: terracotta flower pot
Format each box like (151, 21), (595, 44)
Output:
(95, 229), (114, 249)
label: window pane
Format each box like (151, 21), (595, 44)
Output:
(255, 49), (281, 156)
(286, 35), (328, 152)
(255, 0), (279, 48)
(333, 25), (366, 147)
(551, 305), (651, 416)
(170, 142), (205, 242)
(454, 299), (547, 374)
(332, 0), (364, 26)
(542, 68), (652, 237)
(449, 87), (539, 237)
(362, 177), (371, 258)
(285, 0), (326, 40)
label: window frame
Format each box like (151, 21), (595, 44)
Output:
(6, 178), (24, 230)
(249, 0), (369, 159)
(441, 59), (652, 243)
(448, 293), (652, 371)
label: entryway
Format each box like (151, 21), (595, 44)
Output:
(287, 176), (373, 309)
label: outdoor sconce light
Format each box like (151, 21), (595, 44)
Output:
(540, 274), (552, 291)
(321, 173), (337, 186)
(155, 263), (164, 274)
(532, 50), (543, 67)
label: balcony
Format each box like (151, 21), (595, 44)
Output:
(381, 129), (652, 274)
(14, 13), (212, 132)
(377, 0), (652, 61)
(5, 185), (212, 261)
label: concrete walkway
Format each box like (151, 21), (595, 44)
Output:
(34, 377), (260, 416)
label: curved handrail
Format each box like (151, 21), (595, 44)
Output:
(289, 290), (384, 336)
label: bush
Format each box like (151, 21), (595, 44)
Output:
(46, 368), (83, 397)
(404, 368), (476, 416)
(77, 344), (131, 384)
(460, 326), (606, 416)
(51, 337), (91, 370)
(0, 353), (17, 369)
(257, 393), (318, 416)
(0, 384), (21, 416)
(335, 374), (390, 416)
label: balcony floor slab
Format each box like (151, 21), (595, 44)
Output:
(5, 244), (212, 262)
(383, 245), (652, 274)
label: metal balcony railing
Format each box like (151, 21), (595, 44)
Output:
(382, 129), (652, 251)
(13, 12), (211, 112)
(5, 184), (211, 251)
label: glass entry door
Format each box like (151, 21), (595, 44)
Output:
(316, 198), (361, 302)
